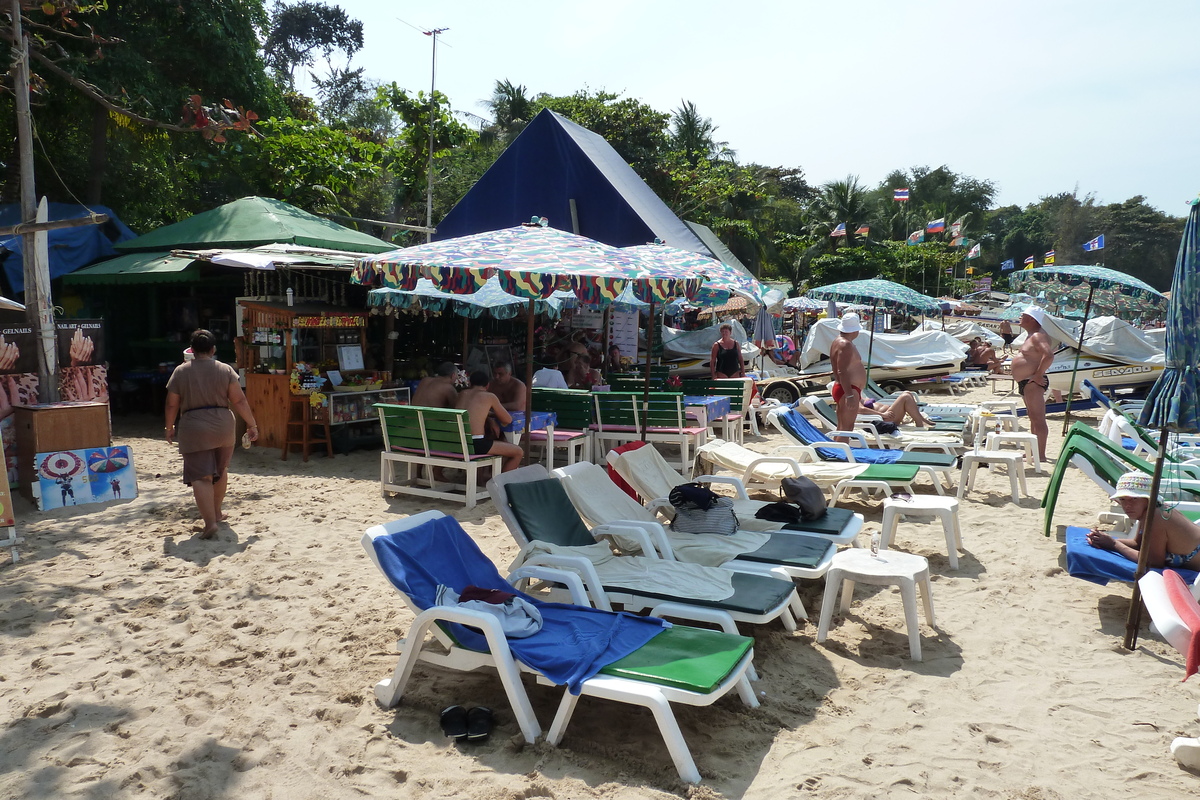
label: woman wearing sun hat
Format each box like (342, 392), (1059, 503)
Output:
(1085, 471), (1200, 569)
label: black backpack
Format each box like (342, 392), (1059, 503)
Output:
(779, 476), (827, 521)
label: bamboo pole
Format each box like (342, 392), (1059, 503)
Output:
(1123, 424), (1171, 650)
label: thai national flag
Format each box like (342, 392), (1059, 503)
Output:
(830, 223), (846, 237)
(1023, 255), (1036, 270)
(926, 218), (945, 233)
(894, 188), (909, 201)
(1082, 234), (1105, 251)
(1044, 249), (1055, 264)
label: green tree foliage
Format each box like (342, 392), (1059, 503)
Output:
(262, 0), (362, 90)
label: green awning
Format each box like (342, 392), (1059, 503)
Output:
(63, 252), (197, 285)
(115, 196), (394, 254)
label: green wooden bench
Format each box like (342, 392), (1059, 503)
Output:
(374, 403), (503, 509)
(531, 388), (593, 464)
(592, 392), (708, 478)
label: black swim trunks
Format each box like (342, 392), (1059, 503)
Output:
(472, 434), (495, 456)
(1018, 376), (1049, 395)
(1001, 333), (1017, 345)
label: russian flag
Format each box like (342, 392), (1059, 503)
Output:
(830, 223), (846, 237)
(1083, 234), (1105, 252)
(926, 218), (945, 233)
(893, 188), (909, 201)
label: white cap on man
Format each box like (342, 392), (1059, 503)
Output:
(1021, 306), (1045, 326)
(837, 313), (862, 334)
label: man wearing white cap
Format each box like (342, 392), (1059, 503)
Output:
(829, 312), (866, 441)
(1012, 306), (1054, 462)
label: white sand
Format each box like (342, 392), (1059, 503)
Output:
(2, 384), (1198, 799)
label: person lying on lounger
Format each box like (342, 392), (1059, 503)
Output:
(1085, 471), (1200, 570)
(860, 391), (933, 428)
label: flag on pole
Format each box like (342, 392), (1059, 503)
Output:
(1023, 255), (1036, 270)
(949, 215), (967, 237)
(926, 218), (945, 233)
(906, 229), (925, 245)
(967, 243), (981, 260)
(1001, 259), (1016, 271)
(893, 188), (909, 201)
(830, 222), (846, 237)
(966, 267), (975, 275)
(1044, 249), (1055, 264)
(950, 236), (972, 248)
(944, 267), (953, 275)
(1082, 234), (1105, 251)
(854, 224), (870, 237)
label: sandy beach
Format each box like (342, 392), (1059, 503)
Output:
(3, 383), (1198, 799)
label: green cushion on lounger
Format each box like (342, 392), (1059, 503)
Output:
(859, 463), (921, 482)
(737, 534), (832, 569)
(896, 452), (958, 468)
(778, 507), (858, 536)
(504, 479), (596, 547)
(603, 571), (794, 617)
(599, 625), (753, 693)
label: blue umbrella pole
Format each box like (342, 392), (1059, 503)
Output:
(1123, 424), (1171, 650)
(1061, 284), (1095, 435)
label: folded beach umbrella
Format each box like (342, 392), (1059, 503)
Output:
(1126, 197), (1200, 649)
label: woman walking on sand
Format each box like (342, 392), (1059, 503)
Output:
(164, 330), (259, 538)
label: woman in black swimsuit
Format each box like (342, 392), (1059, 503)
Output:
(710, 323), (745, 378)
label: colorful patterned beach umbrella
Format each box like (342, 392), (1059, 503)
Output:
(806, 279), (942, 315)
(353, 224), (705, 305)
(1008, 264), (1166, 322)
(1139, 200), (1200, 435)
(621, 243), (767, 307)
(1124, 199), (1200, 650)
(367, 277), (573, 320)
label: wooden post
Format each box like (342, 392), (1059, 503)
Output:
(10, 2), (59, 402)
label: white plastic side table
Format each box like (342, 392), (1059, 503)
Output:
(816, 548), (935, 661)
(880, 495), (963, 569)
(985, 431), (1042, 474)
(957, 450), (1027, 503)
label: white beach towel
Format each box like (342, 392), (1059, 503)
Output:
(556, 463), (771, 568)
(510, 540), (735, 601)
(698, 439), (869, 488)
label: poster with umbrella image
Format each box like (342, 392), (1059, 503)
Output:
(35, 445), (136, 510)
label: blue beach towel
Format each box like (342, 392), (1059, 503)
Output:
(371, 515), (667, 694)
(777, 406), (905, 464)
(1063, 525), (1199, 586)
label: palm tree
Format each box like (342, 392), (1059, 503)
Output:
(814, 175), (873, 246)
(669, 101), (733, 166)
(482, 79), (533, 141)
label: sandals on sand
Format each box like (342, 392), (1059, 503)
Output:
(439, 705), (493, 742)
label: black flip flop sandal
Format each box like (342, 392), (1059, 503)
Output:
(439, 705), (468, 740)
(466, 706), (493, 742)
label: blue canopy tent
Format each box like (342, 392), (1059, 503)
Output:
(435, 109), (712, 254)
(0, 203), (135, 292)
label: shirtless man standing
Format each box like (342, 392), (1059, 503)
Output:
(829, 313), (866, 442)
(455, 371), (523, 472)
(1011, 307), (1054, 462)
(487, 362), (527, 412)
(412, 362), (458, 408)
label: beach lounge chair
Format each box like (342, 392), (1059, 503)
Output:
(362, 510), (759, 784)
(487, 466), (804, 632)
(1137, 570), (1200, 770)
(769, 405), (957, 493)
(1041, 422), (1200, 536)
(1063, 524), (1200, 588)
(695, 438), (924, 505)
(1084, 380), (1200, 461)
(863, 377), (977, 417)
(800, 396), (966, 449)
(605, 443), (864, 545)
(550, 460), (838, 581)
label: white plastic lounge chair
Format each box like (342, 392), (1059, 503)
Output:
(1136, 569), (1200, 770)
(487, 465), (804, 633)
(550, 460), (837, 582)
(605, 442), (864, 546)
(799, 396), (964, 453)
(362, 510), (759, 784)
(696, 438), (927, 506)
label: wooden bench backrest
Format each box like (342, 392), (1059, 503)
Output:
(531, 388), (593, 430)
(594, 392), (686, 429)
(374, 403), (471, 457)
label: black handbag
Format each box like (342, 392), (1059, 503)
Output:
(780, 476), (827, 521)
(668, 482), (738, 536)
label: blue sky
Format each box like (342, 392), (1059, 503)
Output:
(321, 1), (1199, 215)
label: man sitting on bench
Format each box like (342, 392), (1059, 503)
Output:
(455, 371), (524, 472)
